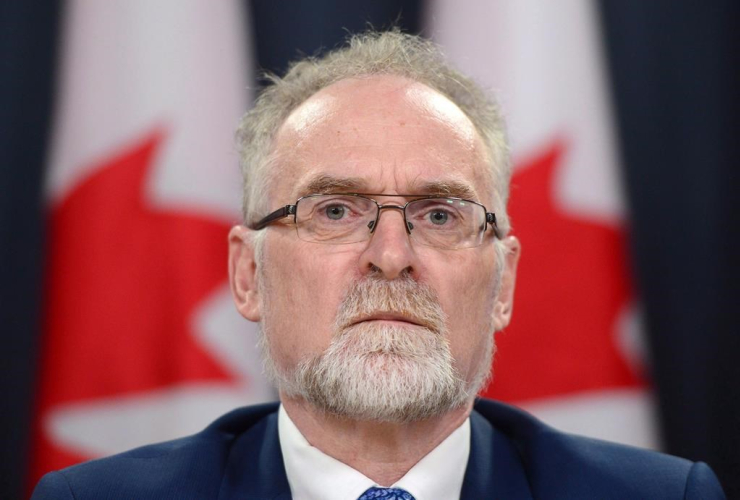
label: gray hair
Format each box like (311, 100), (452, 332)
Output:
(236, 29), (512, 236)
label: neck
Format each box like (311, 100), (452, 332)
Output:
(280, 393), (473, 486)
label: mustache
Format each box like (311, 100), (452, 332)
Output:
(335, 272), (448, 335)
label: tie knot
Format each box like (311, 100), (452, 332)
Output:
(358, 486), (416, 500)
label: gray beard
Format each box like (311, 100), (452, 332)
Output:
(259, 271), (493, 422)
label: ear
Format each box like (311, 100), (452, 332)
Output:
(493, 235), (521, 331)
(228, 225), (261, 321)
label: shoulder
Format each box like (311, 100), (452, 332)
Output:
(472, 398), (726, 499)
(31, 402), (281, 500)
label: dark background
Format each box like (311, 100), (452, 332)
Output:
(2, 1), (737, 498)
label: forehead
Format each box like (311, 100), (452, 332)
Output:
(271, 75), (492, 202)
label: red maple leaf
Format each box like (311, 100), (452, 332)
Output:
(481, 139), (645, 403)
(29, 130), (233, 481)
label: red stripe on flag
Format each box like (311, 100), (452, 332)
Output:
(30, 130), (233, 483)
(482, 140), (644, 402)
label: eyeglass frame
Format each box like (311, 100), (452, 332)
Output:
(249, 193), (503, 245)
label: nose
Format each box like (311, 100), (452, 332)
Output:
(358, 207), (418, 280)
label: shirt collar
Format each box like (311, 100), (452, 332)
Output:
(278, 404), (470, 500)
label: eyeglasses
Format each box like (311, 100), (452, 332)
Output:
(250, 193), (501, 250)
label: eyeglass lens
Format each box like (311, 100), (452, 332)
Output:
(294, 195), (487, 249)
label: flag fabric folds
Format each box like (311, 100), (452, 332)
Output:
(29, 0), (273, 485)
(427, 0), (657, 448)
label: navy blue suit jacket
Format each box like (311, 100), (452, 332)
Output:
(32, 399), (725, 499)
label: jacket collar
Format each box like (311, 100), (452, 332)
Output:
(217, 401), (533, 500)
(218, 403), (291, 500)
(461, 405), (533, 499)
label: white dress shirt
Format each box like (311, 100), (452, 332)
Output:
(277, 405), (470, 500)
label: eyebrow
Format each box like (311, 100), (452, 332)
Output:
(297, 174), (478, 200)
(299, 175), (369, 196)
(409, 180), (478, 200)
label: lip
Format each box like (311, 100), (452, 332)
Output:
(352, 313), (425, 328)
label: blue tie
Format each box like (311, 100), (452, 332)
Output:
(357, 486), (416, 500)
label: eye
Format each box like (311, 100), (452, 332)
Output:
(311, 196), (368, 223)
(407, 199), (464, 230)
(428, 210), (449, 225)
(325, 204), (346, 220)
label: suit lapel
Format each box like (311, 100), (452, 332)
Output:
(213, 401), (534, 499)
(219, 409), (292, 500)
(461, 410), (533, 499)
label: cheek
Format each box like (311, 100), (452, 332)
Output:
(261, 237), (357, 367)
(431, 250), (498, 374)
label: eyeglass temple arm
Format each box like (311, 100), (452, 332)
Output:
(486, 213), (503, 240)
(251, 205), (297, 230)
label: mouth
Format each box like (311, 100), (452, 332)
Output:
(350, 313), (428, 329)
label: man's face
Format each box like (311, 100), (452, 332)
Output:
(230, 75), (519, 419)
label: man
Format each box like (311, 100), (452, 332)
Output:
(33, 30), (724, 499)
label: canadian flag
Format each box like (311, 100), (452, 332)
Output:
(29, 0), (273, 485)
(427, 1), (658, 447)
